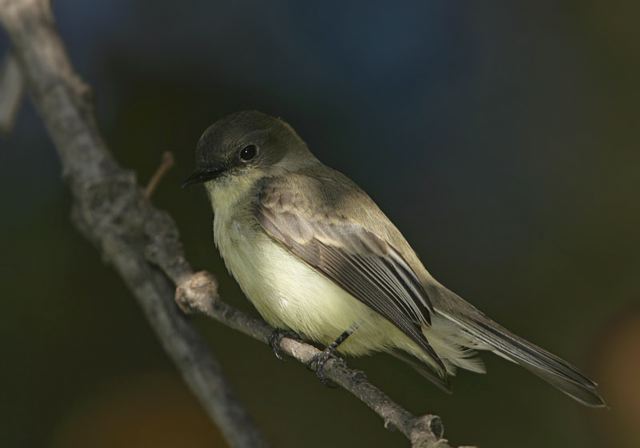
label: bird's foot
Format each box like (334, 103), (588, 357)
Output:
(268, 329), (299, 361)
(309, 348), (343, 387)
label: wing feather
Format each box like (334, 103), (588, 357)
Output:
(254, 175), (445, 374)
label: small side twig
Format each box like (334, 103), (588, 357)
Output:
(145, 151), (175, 198)
(0, 53), (25, 134)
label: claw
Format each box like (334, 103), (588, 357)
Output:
(268, 329), (299, 360)
(309, 348), (343, 387)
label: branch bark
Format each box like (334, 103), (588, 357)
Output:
(0, 0), (463, 446)
(0, 52), (24, 133)
(0, 1), (267, 447)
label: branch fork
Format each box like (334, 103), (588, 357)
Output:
(175, 271), (219, 315)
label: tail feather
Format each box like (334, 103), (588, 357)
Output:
(422, 318), (487, 374)
(438, 309), (605, 407)
(391, 350), (452, 394)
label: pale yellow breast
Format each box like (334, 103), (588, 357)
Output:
(205, 176), (426, 358)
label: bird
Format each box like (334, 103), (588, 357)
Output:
(183, 110), (605, 407)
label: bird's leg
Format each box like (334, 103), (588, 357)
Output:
(268, 328), (301, 360)
(310, 324), (359, 384)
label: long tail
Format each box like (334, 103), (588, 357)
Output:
(431, 286), (606, 407)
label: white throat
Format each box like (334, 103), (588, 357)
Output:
(204, 171), (262, 213)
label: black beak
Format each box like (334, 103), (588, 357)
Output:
(181, 168), (224, 188)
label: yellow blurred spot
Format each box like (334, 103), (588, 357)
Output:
(594, 308), (640, 448)
(51, 371), (227, 448)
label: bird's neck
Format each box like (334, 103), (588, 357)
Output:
(205, 172), (261, 214)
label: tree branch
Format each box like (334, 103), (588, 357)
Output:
(0, 1), (267, 447)
(0, 0), (464, 446)
(0, 52), (24, 133)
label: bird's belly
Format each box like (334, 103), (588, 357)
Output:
(217, 222), (407, 355)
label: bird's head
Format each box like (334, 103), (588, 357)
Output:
(183, 110), (311, 189)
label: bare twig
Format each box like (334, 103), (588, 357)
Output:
(0, 52), (24, 134)
(0, 0), (464, 446)
(145, 150), (175, 198)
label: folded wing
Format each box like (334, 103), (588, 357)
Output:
(254, 175), (446, 375)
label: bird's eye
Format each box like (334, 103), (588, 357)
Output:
(239, 144), (258, 162)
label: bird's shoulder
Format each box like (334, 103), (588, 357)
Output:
(255, 166), (366, 219)
(253, 165), (426, 271)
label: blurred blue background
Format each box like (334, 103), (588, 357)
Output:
(1, 1), (638, 447)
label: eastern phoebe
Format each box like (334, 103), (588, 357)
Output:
(184, 110), (604, 407)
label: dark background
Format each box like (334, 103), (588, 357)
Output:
(1, 1), (638, 447)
